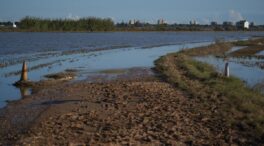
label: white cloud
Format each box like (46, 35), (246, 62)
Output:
(229, 10), (243, 22)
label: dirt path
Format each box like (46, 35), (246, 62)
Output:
(0, 75), (231, 145)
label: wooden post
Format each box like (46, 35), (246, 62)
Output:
(224, 62), (229, 77)
(20, 61), (28, 81)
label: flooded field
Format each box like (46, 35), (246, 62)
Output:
(195, 41), (264, 93)
(1, 32), (264, 108)
(0, 42), (211, 107)
(195, 55), (264, 88)
(1, 32), (263, 55)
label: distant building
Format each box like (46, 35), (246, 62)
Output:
(211, 21), (217, 26)
(128, 19), (136, 25)
(250, 22), (254, 27)
(190, 20), (198, 25)
(236, 20), (249, 29)
(134, 20), (142, 27)
(222, 21), (235, 30)
(223, 21), (233, 26)
(128, 19), (143, 27)
(157, 19), (165, 25)
(12, 22), (17, 28)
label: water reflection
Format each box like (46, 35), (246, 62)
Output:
(257, 50), (264, 55)
(19, 87), (31, 97)
(194, 55), (264, 91)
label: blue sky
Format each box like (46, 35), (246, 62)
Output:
(1, 0), (264, 24)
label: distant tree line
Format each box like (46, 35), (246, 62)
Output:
(116, 21), (264, 31)
(18, 17), (115, 31)
(0, 21), (13, 26)
(1, 16), (264, 32)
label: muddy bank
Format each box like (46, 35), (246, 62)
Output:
(0, 75), (234, 146)
(155, 39), (264, 145)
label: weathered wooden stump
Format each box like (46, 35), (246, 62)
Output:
(224, 62), (229, 77)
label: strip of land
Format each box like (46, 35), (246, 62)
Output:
(155, 38), (264, 145)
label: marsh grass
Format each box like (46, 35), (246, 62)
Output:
(233, 38), (264, 46)
(233, 40), (256, 46)
(181, 42), (233, 57)
(230, 38), (264, 58)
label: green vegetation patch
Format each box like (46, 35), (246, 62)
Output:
(233, 38), (264, 46)
(233, 40), (256, 46)
(181, 42), (233, 57)
(19, 16), (115, 32)
(180, 58), (216, 80)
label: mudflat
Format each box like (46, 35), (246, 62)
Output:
(0, 75), (231, 145)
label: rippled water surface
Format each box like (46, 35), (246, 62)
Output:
(1, 32), (264, 55)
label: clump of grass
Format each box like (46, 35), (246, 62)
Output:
(180, 59), (216, 80)
(45, 72), (75, 80)
(233, 38), (264, 46)
(155, 54), (189, 90)
(233, 40), (255, 46)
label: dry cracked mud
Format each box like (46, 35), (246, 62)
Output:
(0, 76), (233, 146)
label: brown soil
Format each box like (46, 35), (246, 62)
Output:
(0, 75), (232, 146)
(44, 72), (76, 80)
(182, 42), (233, 57)
(230, 45), (264, 57)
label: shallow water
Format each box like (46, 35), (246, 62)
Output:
(0, 42), (211, 108)
(194, 55), (264, 88)
(1, 32), (264, 55)
(257, 50), (264, 55)
(1, 32), (264, 108)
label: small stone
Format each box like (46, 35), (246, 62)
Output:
(143, 117), (150, 124)
(201, 118), (209, 122)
